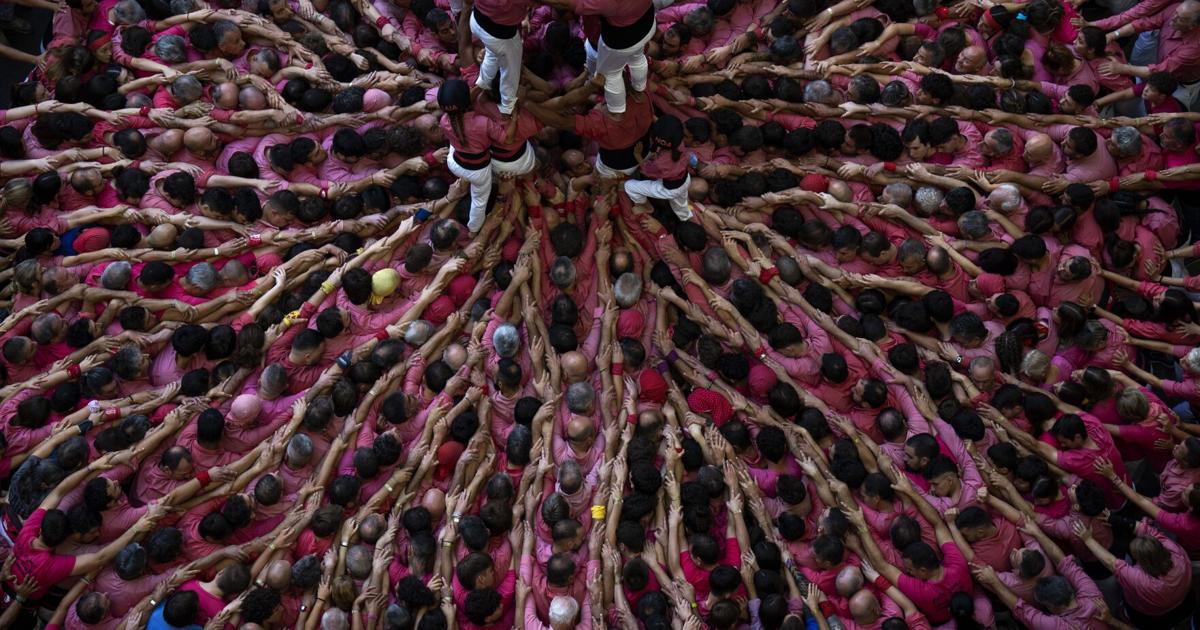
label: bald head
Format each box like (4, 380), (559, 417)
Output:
(219, 260), (248, 287)
(265, 560), (292, 591)
(562, 149), (585, 170)
(358, 514), (385, 544)
(238, 86), (267, 110)
(849, 589), (882, 624)
(561, 351), (588, 383)
(149, 129), (184, 156)
(566, 416), (595, 443)
(214, 82), (239, 108)
(147, 224), (179, 249)
(443, 343), (467, 370)
(422, 488), (446, 521)
(835, 566), (863, 597)
(1023, 133), (1053, 165)
(827, 180), (853, 202)
(183, 128), (217, 156)
(954, 45), (987, 74)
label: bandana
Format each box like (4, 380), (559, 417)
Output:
(447, 275), (476, 307)
(74, 227), (110, 253)
(688, 388), (733, 425)
(800, 174), (830, 193)
(425, 295), (455, 325)
(975, 273), (1005, 297)
(639, 370), (668, 404)
(748, 364), (778, 399)
(370, 269), (400, 306)
(617, 309), (645, 338)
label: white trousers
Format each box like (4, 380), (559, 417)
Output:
(585, 39), (597, 76)
(470, 12), (522, 115)
(595, 154), (637, 179)
(625, 175), (692, 219)
(492, 142), (536, 177)
(447, 147), (493, 233)
(594, 21), (654, 113)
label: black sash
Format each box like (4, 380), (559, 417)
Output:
(600, 6), (654, 50)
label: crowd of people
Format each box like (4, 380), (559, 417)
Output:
(1, 0), (1200, 627)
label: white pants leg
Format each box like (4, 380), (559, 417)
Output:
(624, 175), (691, 219)
(470, 12), (522, 115)
(447, 147), (493, 233)
(595, 21), (655, 113)
(585, 39), (597, 77)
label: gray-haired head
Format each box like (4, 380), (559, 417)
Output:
(321, 608), (350, 630)
(565, 381), (595, 414)
(550, 257), (576, 289)
(913, 186), (943, 216)
(285, 433), (314, 468)
(881, 183), (913, 208)
(113, 0), (146, 24)
(492, 323), (519, 358)
(1110, 126), (1142, 159)
(1185, 347), (1200, 374)
(803, 80), (834, 104)
(986, 128), (1014, 156)
(100, 261), (133, 290)
(259, 363), (288, 397)
(548, 596), (580, 629)
(988, 184), (1022, 215)
(404, 320), (434, 346)
(154, 34), (187, 64)
(345, 545), (373, 580)
(169, 0), (197, 14)
(614, 273), (643, 308)
(957, 211), (990, 240)
(171, 75), (203, 106)
(30, 313), (62, 344)
(186, 262), (217, 294)
(1020, 349), (1050, 381)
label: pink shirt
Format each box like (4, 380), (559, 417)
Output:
(1116, 520), (1192, 613)
(895, 542), (971, 625)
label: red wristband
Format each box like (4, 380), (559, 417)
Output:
(884, 162), (897, 172)
(196, 470), (212, 487)
(130, 160), (141, 170)
(104, 407), (121, 420)
(320, 186), (329, 199)
(627, 413), (638, 425)
(874, 575), (891, 591)
(139, 106), (150, 116)
(528, 205), (543, 219)
(759, 267), (779, 284)
(68, 365), (81, 378)
(935, 6), (950, 19)
(249, 234), (262, 247)
(1109, 177), (1120, 192)
(1144, 170), (1158, 182)
(295, 113), (304, 124)
(481, 383), (489, 396)
(375, 15), (388, 27)
(299, 302), (318, 318)
(819, 601), (836, 618)
(753, 25), (765, 39)
(423, 151), (437, 166)
(375, 330), (390, 341)
(612, 363), (624, 376)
